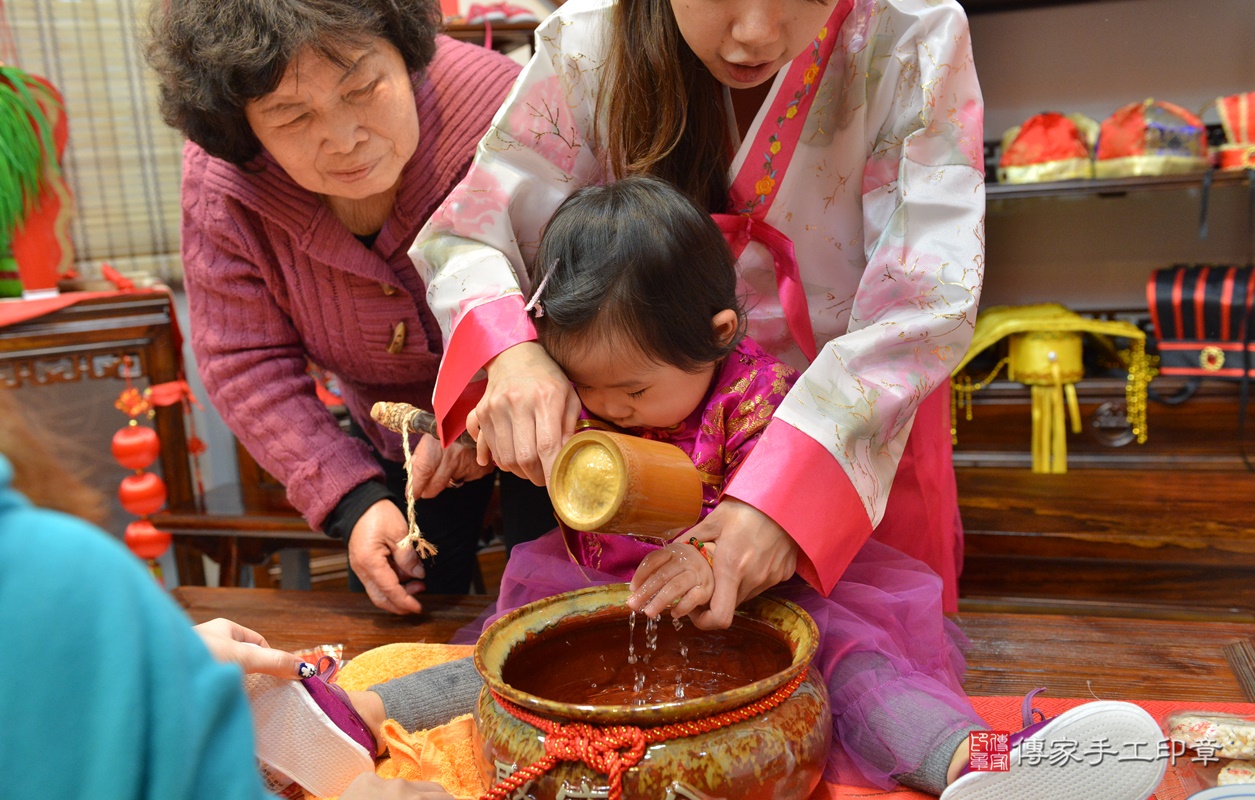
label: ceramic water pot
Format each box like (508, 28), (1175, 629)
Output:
(472, 583), (831, 799)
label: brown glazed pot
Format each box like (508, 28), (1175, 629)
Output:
(472, 584), (831, 799)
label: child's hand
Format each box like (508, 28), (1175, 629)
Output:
(626, 540), (714, 619)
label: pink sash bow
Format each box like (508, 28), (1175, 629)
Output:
(713, 213), (818, 364)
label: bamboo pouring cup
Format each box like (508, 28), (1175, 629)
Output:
(549, 429), (702, 539)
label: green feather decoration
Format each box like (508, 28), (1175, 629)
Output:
(0, 65), (61, 255)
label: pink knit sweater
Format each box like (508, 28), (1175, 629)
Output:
(181, 37), (520, 530)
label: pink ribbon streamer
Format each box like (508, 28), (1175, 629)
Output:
(713, 213), (817, 364)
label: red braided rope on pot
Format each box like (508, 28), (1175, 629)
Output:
(480, 671), (807, 800)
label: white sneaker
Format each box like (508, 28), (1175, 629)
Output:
(941, 700), (1167, 800)
(244, 658), (376, 798)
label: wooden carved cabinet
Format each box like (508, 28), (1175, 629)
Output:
(0, 292), (204, 582)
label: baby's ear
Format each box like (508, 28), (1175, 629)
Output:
(711, 309), (739, 345)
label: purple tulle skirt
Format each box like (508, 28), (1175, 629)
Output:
(452, 530), (985, 789)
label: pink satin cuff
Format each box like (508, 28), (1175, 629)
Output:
(433, 295), (536, 446)
(724, 419), (870, 596)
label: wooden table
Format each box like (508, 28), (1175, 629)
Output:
(174, 587), (492, 656)
(173, 587), (1255, 703)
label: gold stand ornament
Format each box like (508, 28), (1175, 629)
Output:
(951, 303), (1152, 474)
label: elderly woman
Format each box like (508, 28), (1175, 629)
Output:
(146, 0), (552, 614)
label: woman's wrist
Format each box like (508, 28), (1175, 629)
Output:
(484, 340), (549, 378)
(323, 481), (396, 541)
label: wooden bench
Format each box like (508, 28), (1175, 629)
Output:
(153, 485), (334, 589)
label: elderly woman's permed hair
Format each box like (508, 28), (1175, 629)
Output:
(146, 0), (442, 166)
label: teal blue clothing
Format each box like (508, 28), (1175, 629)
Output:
(0, 454), (270, 799)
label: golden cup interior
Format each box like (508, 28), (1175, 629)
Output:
(550, 433), (626, 531)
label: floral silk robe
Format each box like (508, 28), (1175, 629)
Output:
(411, 0), (985, 603)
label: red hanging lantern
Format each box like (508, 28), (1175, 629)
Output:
(111, 422), (160, 470)
(118, 470), (168, 517)
(124, 520), (173, 561)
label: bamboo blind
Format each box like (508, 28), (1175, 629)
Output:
(5, 0), (184, 280)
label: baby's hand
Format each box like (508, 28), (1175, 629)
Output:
(627, 539), (715, 619)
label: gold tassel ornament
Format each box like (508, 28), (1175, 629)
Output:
(951, 304), (1152, 473)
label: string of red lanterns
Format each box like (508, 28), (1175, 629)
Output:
(112, 363), (172, 578)
(111, 352), (206, 580)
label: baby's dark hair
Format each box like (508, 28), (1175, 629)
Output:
(531, 176), (745, 373)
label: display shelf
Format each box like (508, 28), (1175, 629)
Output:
(953, 377), (1252, 470)
(986, 168), (1253, 200)
(957, 466), (1255, 614)
(959, 0), (1132, 13)
(953, 0), (1255, 615)
(442, 21), (537, 53)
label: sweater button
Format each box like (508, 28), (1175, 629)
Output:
(380, 283), (398, 296)
(387, 322), (407, 354)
